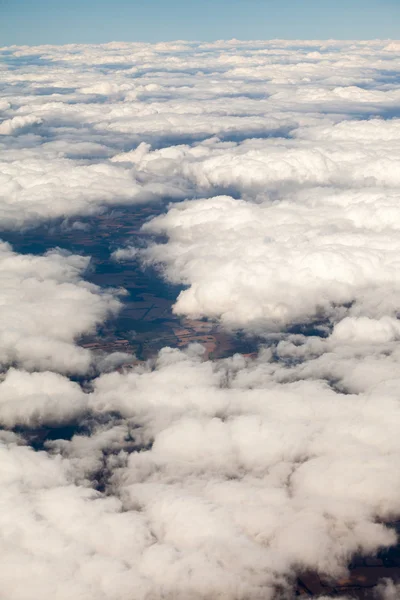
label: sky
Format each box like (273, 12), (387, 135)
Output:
(1, 0), (400, 45)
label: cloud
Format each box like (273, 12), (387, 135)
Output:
(0, 146), (152, 229)
(0, 241), (121, 373)
(140, 189), (400, 333)
(2, 344), (399, 599)
(374, 580), (400, 600)
(119, 117), (400, 202)
(110, 246), (138, 262)
(1, 39), (400, 599)
(0, 368), (87, 428)
(0, 114), (42, 135)
(1, 38), (400, 229)
(0, 436), (155, 600)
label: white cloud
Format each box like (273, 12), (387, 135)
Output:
(1, 39), (400, 599)
(0, 147), (153, 229)
(140, 191), (400, 332)
(0, 241), (121, 373)
(0, 114), (42, 135)
(374, 580), (400, 600)
(1, 39), (400, 228)
(2, 343), (400, 599)
(64, 345), (400, 595)
(0, 368), (87, 428)
(120, 121), (400, 200)
(110, 246), (138, 262)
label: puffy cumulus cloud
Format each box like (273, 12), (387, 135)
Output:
(2, 39), (400, 600)
(0, 436), (156, 600)
(0, 369), (87, 428)
(293, 117), (400, 142)
(374, 580), (400, 599)
(140, 191), (400, 331)
(117, 118), (400, 200)
(1, 40), (400, 227)
(110, 245), (138, 262)
(0, 241), (121, 373)
(3, 345), (400, 599)
(0, 114), (42, 135)
(274, 325), (400, 400)
(0, 144), (157, 229)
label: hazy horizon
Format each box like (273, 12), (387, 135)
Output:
(1, 0), (400, 45)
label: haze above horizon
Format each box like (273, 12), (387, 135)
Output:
(1, 0), (400, 46)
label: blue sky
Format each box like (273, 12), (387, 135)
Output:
(1, 0), (400, 45)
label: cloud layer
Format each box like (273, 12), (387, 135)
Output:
(1, 40), (400, 600)
(1, 39), (400, 227)
(2, 344), (400, 599)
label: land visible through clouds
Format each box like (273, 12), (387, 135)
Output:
(1, 206), (253, 361)
(2, 202), (400, 599)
